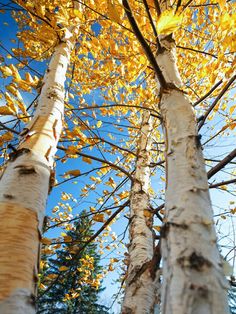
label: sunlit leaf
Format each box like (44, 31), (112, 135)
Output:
(156, 10), (182, 35)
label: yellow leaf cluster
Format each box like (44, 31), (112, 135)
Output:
(92, 213), (105, 222)
(0, 106), (15, 116)
(82, 156), (92, 164)
(63, 169), (81, 177)
(107, 0), (121, 24)
(41, 238), (52, 245)
(59, 266), (69, 271)
(156, 10), (182, 35)
(0, 132), (13, 146)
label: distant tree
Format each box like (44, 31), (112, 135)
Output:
(229, 285), (236, 314)
(37, 211), (109, 314)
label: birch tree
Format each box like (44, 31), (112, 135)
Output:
(121, 0), (233, 313)
(122, 111), (161, 313)
(0, 1), (82, 312)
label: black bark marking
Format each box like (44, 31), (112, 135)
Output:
(178, 252), (212, 271)
(122, 307), (134, 314)
(3, 194), (14, 199)
(190, 283), (208, 297)
(195, 134), (202, 149)
(15, 166), (37, 175)
(48, 169), (56, 193)
(28, 293), (36, 307)
(149, 243), (161, 280)
(9, 148), (31, 161)
(160, 222), (188, 239)
(189, 252), (212, 270)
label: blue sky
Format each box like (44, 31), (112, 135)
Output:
(0, 2), (235, 312)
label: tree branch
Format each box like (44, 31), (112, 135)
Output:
(122, 0), (167, 88)
(57, 146), (133, 181)
(207, 148), (236, 179)
(198, 74), (236, 130)
(194, 79), (222, 107)
(209, 178), (236, 189)
(153, 150), (236, 214)
(142, 0), (161, 49)
(177, 45), (217, 59)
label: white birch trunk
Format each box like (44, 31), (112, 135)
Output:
(156, 37), (229, 314)
(0, 29), (79, 313)
(122, 111), (161, 314)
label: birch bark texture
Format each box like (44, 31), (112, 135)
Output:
(156, 37), (229, 314)
(122, 111), (160, 314)
(0, 27), (79, 314)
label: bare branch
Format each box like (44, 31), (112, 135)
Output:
(209, 178), (236, 189)
(207, 148), (236, 179)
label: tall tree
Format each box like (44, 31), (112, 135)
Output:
(229, 285), (236, 314)
(0, 1), (82, 312)
(37, 211), (109, 314)
(120, 0), (233, 313)
(122, 111), (161, 312)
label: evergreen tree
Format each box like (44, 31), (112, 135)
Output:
(229, 285), (236, 314)
(37, 212), (109, 314)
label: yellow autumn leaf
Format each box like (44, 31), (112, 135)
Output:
(90, 206), (96, 212)
(1, 132), (13, 142)
(105, 177), (116, 188)
(153, 225), (161, 232)
(82, 156), (92, 164)
(41, 238), (52, 245)
(17, 101), (28, 116)
(117, 190), (129, 199)
(143, 209), (152, 218)
(229, 105), (236, 115)
(61, 192), (71, 200)
(6, 84), (17, 96)
(108, 264), (114, 271)
(156, 10), (182, 35)
(0, 65), (13, 77)
(66, 145), (78, 155)
(63, 235), (73, 243)
(9, 64), (21, 82)
(73, 9), (83, 19)
(229, 123), (236, 130)
(231, 208), (236, 214)
(220, 13), (235, 31)
(46, 273), (58, 280)
(0, 106), (15, 115)
(25, 72), (34, 84)
(93, 213), (105, 222)
(218, 0), (226, 10)
(59, 266), (69, 271)
(220, 185), (227, 190)
(107, 0), (121, 24)
(96, 120), (102, 128)
(39, 283), (46, 290)
(64, 169), (81, 177)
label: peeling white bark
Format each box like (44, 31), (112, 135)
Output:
(122, 111), (160, 314)
(0, 25), (79, 313)
(156, 39), (229, 314)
